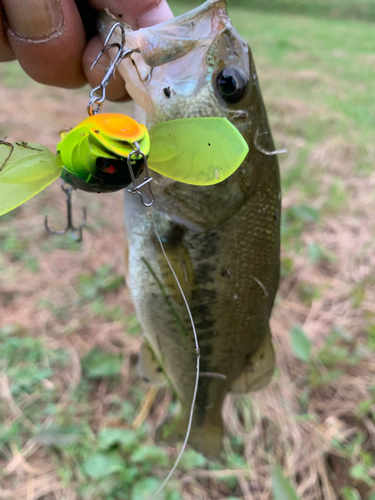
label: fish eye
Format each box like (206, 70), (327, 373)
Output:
(215, 67), (248, 103)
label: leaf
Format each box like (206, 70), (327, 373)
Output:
(290, 325), (311, 362)
(271, 464), (300, 500)
(98, 427), (138, 451)
(166, 490), (184, 500)
(349, 463), (375, 486)
(179, 449), (207, 470)
(308, 242), (336, 263)
(341, 487), (361, 500)
(309, 367), (344, 388)
(148, 117), (249, 185)
(318, 344), (350, 366)
(0, 141), (62, 216)
(83, 452), (125, 479)
(288, 205), (319, 223)
(81, 349), (123, 378)
(226, 453), (247, 469)
(307, 242), (324, 263)
(131, 477), (163, 500)
(36, 424), (83, 447)
(131, 445), (168, 467)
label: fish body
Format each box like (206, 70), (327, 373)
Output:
(99, 0), (280, 456)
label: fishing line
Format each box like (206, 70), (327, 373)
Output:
(147, 207), (200, 500)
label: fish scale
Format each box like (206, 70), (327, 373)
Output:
(99, 0), (280, 456)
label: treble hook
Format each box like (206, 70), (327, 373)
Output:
(87, 22), (140, 116)
(127, 142), (155, 207)
(45, 182), (87, 242)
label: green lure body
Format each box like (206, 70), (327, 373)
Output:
(57, 114), (150, 193)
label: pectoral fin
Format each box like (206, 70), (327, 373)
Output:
(152, 225), (194, 308)
(159, 244), (194, 307)
(137, 342), (167, 387)
(230, 329), (275, 394)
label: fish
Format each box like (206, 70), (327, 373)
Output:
(98, 0), (281, 456)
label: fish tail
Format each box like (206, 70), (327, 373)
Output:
(155, 405), (223, 457)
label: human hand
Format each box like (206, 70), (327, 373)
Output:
(0, 0), (173, 100)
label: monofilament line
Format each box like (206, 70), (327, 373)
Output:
(149, 207), (200, 500)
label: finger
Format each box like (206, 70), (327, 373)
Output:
(88, 0), (173, 28)
(0, 7), (15, 61)
(2, 0), (86, 88)
(135, 0), (174, 28)
(83, 35), (130, 102)
(83, 0), (173, 102)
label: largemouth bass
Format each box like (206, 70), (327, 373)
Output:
(99, 0), (280, 456)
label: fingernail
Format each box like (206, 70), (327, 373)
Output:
(3, 0), (63, 41)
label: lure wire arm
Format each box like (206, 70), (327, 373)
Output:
(0, 139), (14, 172)
(127, 142), (155, 207)
(87, 22), (140, 116)
(45, 182), (86, 242)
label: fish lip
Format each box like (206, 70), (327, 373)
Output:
(100, 0), (229, 38)
(125, 0), (230, 67)
(103, 0), (228, 29)
(130, 0), (228, 32)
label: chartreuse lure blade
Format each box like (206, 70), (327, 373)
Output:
(0, 141), (62, 217)
(57, 113), (150, 193)
(148, 117), (249, 185)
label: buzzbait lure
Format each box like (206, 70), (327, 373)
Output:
(0, 114), (248, 217)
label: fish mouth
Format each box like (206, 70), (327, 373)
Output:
(99, 0), (236, 118)
(124, 0), (229, 67)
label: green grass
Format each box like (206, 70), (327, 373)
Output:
(235, 0), (375, 22)
(175, 0), (375, 22)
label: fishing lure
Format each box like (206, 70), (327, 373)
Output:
(0, 19), (249, 219)
(0, 113), (248, 217)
